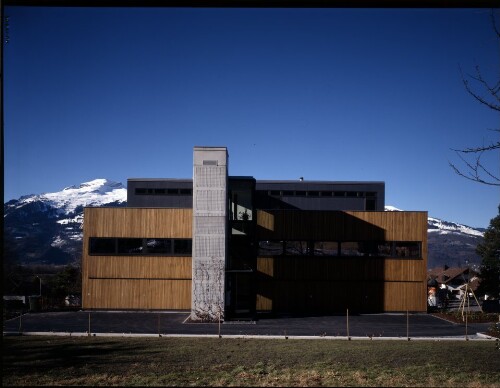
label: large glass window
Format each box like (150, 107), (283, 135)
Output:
(340, 242), (363, 256)
(314, 241), (338, 256)
(117, 238), (144, 254)
(258, 241), (284, 256)
(174, 239), (192, 254)
(377, 242), (393, 257)
(285, 241), (308, 255)
(340, 242), (379, 256)
(256, 240), (422, 259)
(395, 242), (421, 258)
(146, 238), (172, 254)
(89, 237), (192, 256)
(89, 238), (115, 254)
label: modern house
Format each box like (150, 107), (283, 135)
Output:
(82, 146), (428, 321)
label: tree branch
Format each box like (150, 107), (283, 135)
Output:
(449, 150), (500, 186)
(461, 66), (500, 112)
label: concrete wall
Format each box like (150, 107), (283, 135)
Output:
(191, 147), (228, 321)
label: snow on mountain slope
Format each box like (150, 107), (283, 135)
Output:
(4, 179), (127, 265)
(427, 217), (484, 237)
(384, 205), (403, 212)
(6, 179), (127, 216)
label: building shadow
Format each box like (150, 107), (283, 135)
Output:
(255, 210), (387, 317)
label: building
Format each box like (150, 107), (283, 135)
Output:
(82, 146), (428, 321)
(427, 266), (480, 306)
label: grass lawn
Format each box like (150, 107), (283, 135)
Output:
(3, 336), (500, 387)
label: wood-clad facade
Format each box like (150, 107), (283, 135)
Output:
(255, 210), (428, 313)
(82, 207), (427, 313)
(81, 146), (428, 317)
(82, 208), (192, 310)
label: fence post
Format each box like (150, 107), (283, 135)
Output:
(465, 308), (468, 341)
(347, 308), (350, 340)
(218, 308), (221, 338)
(407, 310), (410, 341)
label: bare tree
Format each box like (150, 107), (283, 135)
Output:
(449, 10), (500, 186)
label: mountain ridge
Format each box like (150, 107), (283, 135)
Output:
(3, 179), (485, 268)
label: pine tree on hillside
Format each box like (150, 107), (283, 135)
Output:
(476, 211), (500, 299)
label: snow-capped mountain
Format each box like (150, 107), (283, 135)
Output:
(3, 185), (486, 268)
(4, 179), (127, 265)
(6, 179), (126, 216)
(385, 205), (485, 268)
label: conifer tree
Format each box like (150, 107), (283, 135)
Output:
(476, 211), (500, 299)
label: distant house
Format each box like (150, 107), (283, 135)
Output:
(427, 266), (479, 301)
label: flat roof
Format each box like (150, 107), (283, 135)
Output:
(127, 178), (192, 182)
(256, 180), (384, 185)
(126, 178), (385, 185)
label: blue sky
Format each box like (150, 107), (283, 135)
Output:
(3, 7), (499, 228)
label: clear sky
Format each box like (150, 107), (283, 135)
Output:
(3, 6), (500, 228)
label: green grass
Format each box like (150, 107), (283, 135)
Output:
(3, 336), (500, 386)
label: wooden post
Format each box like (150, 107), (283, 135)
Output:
(218, 308), (221, 338)
(465, 292), (469, 341)
(407, 310), (410, 341)
(347, 308), (350, 340)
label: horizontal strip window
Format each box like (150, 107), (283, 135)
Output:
(263, 190), (377, 198)
(88, 277), (192, 280)
(89, 238), (192, 256)
(135, 188), (193, 196)
(258, 240), (421, 259)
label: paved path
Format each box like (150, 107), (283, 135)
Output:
(3, 311), (495, 339)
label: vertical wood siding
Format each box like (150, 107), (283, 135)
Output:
(82, 208), (192, 310)
(255, 211), (428, 313)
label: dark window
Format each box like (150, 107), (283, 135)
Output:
(146, 239), (172, 254)
(366, 199), (376, 210)
(314, 241), (338, 256)
(117, 238), (144, 254)
(377, 242), (393, 256)
(308, 191), (320, 197)
(366, 192), (376, 197)
(174, 239), (192, 254)
(285, 241), (308, 255)
(167, 188), (179, 194)
(270, 190), (281, 196)
(395, 242), (421, 258)
(341, 242), (361, 256)
(346, 191), (357, 197)
(295, 190), (306, 196)
(89, 238), (116, 254)
(258, 241), (284, 256)
(334, 191), (346, 197)
(89, 237), (192, 256)
(340, 242), (379, 256)
(282, 190), (294, 196)
(155, 189), (165, 195)
(135, 188), (147, 195)
(179, 189), (192, 195)
(320, 191), (332, 197)
(203, 160), (217, 166)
